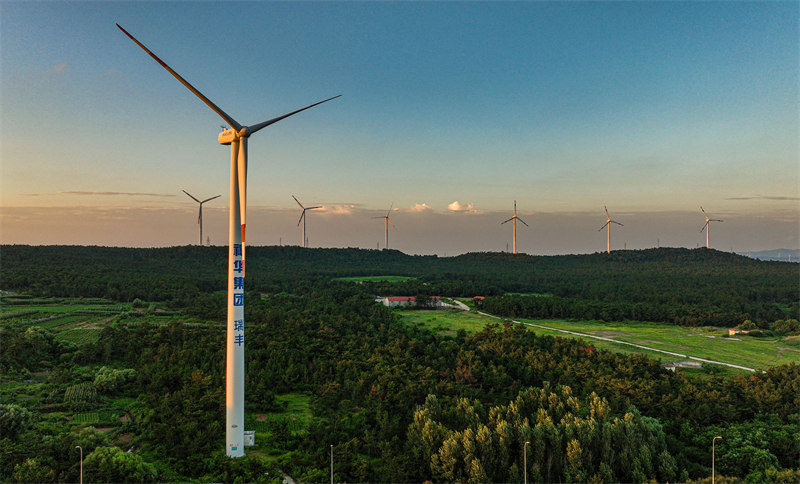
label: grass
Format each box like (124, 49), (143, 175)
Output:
(400, 309), (500, 337)
(398, 309), (800, 373)
(332, 275), (417, 282)
(246, 393), (312, 436)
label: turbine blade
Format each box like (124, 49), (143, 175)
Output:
(599, 221), (610, 231)
(501, 217), (514, 224)
(297, 210), (305, 226)
(182, 190), (201, 203)
(388, 217), (397, 229)
(292, 195), (304, 209)
(612, 221), (623, 226)
(201, 195), (221, 204)
(307, 206), (322, 210)
(387, 202), (393, 218)
(247, 95), (342, 136)
(712, 219), (723, 222)
(517, 217), (529, 227)
(604, 206), (610, 218)
(701, 222), (709, 232)
(116, 24), (242, 131)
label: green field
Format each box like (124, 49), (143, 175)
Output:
(398, 309), (800, 373)
(0, 297), (176, 343)
(332, 275), (417, 282)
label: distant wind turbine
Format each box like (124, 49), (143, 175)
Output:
(372, 203), (396, 249)
(501, 200), (528, 254)
(183, 190), (220, 246)
(598, 206), (623, 253)
(293, 196), (321, 248)
(700, 207), (723, 249)
(118, 24), (339, 458)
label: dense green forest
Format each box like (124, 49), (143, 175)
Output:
(2, 245), (798, 326)
(1, 245), (798, 483)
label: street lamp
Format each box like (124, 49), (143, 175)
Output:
(75, 446), (82, 484)
(712, 435), (722, 484)
(330, 444), (333, 484)
(524, 441), (530, 484)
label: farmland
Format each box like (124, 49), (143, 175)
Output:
(398, 307), (800, 373)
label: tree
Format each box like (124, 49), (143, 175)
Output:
(0, 404), (32, 439)
(11, 458), (55, 484)
(83, 446), (157, 483)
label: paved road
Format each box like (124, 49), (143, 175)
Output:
(474, 311), (757, 372)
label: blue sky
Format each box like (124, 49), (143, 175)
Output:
(1, 1), (797, 254)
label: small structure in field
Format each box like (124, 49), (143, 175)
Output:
(663, 360), (703, 371)
(380, 296), (443, 308)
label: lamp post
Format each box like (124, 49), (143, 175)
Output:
(524, 441), (530, 484)
(75, 446), (82, 484)
(712, 435), (722, 484)
(330, 444), (333, 484)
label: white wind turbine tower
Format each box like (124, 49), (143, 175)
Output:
(373, 203), (396, 249)
(118, 24), (339, 458)
(598, 206), (623, 253)
(700, 206), (723, 249)
(501, 200), (528, 254)
(293, 195), (321, 248)
(183, 190), (221, 246)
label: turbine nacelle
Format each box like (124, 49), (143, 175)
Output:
(218, 128), (239, 145)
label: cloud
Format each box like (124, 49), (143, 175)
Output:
(317, 204), (358, 215)
(59, 191), (175, 197)
(52, 62), (67, 73)
(725, 195), (800, 201)
(408, 203), (432, 212)
(447, 201), (482, 213)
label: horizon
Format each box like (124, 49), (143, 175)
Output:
(1, 2), (798, 253)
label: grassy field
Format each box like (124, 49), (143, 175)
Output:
(332, 275), (417, 282)
(398, 309), (800, 373)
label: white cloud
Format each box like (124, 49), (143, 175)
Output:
(318, 204), (357, 215)
(408, 203), (432, 212)
(447, 200), (481, 213)
(53, 62), (67, 73)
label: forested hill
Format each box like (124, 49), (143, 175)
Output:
(1, 245), (797, 325)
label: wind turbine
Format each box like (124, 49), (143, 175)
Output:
(598, 206), (623, 253)
(183, 190), (221, 246)
(372, 203), (396, 249)
(293, 195), (321, 248)
(500, 200), (528, 254)
(700, 207), (723, 249)
(118, 24), (339, 458)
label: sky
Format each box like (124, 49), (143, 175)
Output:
(1, 1), (798, 256)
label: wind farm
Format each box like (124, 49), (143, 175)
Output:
(1, 3), (798, 483)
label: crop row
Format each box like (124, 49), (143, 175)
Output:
(64, 382), (98, 403)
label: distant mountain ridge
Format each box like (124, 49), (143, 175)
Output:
(739, 248), (800, 262)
